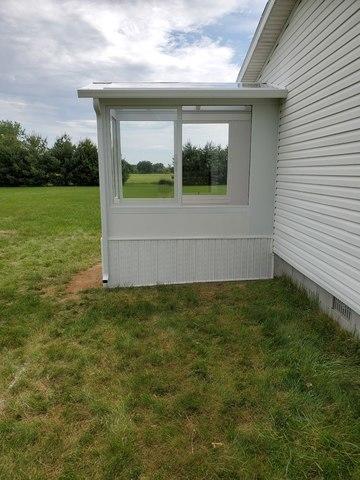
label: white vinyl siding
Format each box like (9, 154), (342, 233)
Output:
(258, 0), (360, 314)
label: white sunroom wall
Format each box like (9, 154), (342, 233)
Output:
(257, 0), (360, 314)
(98, 99), (280, 287)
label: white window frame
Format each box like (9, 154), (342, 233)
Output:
(181, 110), (251, 205)
(111, 107), (180, 206)
(109, 106), (251, 207)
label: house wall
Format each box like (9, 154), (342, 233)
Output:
(257, 0), (360, 318)
(275, 254), (360, 336)
(96, 99), (280, 287)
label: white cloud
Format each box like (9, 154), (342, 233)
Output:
(0, 0), (266, 143)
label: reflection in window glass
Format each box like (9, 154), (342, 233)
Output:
(182, 123), (228, 195)
(119, 120), (174, 199)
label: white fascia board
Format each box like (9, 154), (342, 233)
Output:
(77, 84), (287, 99)
(237, 0), (275, 82)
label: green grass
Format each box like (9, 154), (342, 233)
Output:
(183, 184), (227, 195)
(0, 186), (359, 479)
(125, 173), (171, 184)
(123, 173), (226, 198)
(123, 173), (173, 198)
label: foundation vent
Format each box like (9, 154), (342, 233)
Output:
(332, 296), (351, 320)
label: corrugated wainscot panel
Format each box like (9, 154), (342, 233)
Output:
(108, 237), (273, 287)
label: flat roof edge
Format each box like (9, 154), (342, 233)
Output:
(77, 88), (287, 100)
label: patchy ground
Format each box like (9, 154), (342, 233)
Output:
(65, 263), (102, 295)
(0, 187), (359, 480)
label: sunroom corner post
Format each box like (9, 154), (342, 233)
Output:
(93, 98), (110, 285)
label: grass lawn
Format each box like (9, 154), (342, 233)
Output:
(183, 184), (227, 195)
(0, 186), (359, 479)
(125, 173), (171, 184)
(123, 173), (226, 198)
(123, 173), (173, 198)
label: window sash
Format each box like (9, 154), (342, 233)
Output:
(181, 121), (230, 203)
(110, 107), (251, 206)
(112, 108), (180, 204)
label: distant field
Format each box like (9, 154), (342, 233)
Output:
(123, 173), (173, 198)
(123, 173), (226, 198)
(125, 173), (171, 184)
(183, 184), (226, 195)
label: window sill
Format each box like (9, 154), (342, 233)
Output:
(109, 203), (250, 214)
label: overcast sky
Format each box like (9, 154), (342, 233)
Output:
(0, 0), (267, 146)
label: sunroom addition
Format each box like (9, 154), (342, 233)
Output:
(78, 82), (287, 287)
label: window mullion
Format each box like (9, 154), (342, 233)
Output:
(116, 117), (123, 200)
(176, 107), (183, 204)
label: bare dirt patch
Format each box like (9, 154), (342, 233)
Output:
(66, 263), (102, 296)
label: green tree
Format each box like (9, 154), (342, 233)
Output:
(0, 120), (102, 186)
(50, 134), (75, 186)
(152, 163), (165, 173)
(121, 159), (132, 184)
(23, 134), (56, 186)
(182, 141), (227, 186)
(71, 139), (98, 185)
(0, 121), (28, 186)
(136, 160), (153, 174)
(182, 141), (205, 186)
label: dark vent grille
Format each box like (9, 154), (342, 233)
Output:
(332, 296), (351, 320)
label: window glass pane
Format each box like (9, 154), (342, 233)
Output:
(119, 119), (175, 199)
(182, 123), (228, 196)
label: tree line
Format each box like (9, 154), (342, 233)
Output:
(123, 142), (227, 186)
(182, 141), (227, 186)
(0, 121), (98, 186)
(0, 120), (228, 187)
(121, 159), (173, 184)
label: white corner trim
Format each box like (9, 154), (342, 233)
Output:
(237, 0), (276, 82)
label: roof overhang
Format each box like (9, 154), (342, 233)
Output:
(237, 0), (297, 83)
(78, 82), (287, 100)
